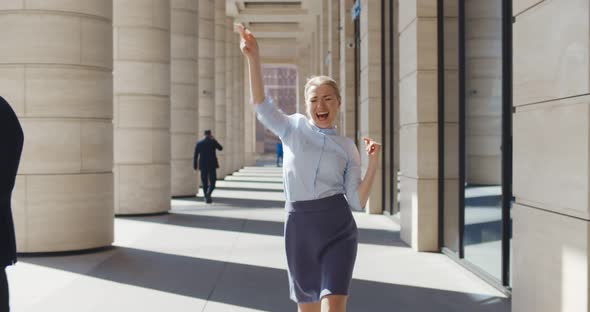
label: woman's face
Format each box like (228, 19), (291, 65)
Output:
(305, 84), (341, 129)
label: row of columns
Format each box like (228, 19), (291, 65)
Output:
(2, 0), (250, 253)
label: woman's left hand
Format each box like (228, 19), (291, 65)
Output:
(363, 137), (381, 160)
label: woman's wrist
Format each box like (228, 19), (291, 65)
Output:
(248, 55), (261, 66)
(367, 156), (379, 169)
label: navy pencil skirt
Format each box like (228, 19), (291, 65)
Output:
(284, 194), (358, 303)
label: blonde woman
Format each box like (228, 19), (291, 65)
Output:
(237, 25), (381, 312)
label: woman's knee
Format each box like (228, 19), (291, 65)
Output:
(298, 302), (321, 312)
(321, 295), (348, 312)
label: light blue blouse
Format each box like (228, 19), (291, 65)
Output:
(254, 97), (362, 210)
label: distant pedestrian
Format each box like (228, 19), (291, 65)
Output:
(0, 96), (24, 312)
(193, 130), (223, 204)
(276, 140), (283, 167)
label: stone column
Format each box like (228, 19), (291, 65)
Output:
(198, 0), (215, 141)
(311, 29), (319, 75)
(171, 0), (199, 196)
(113, 0), (171, 215)
(398, 0), (438, 250)
(240, 50), (249, 166)
(1, 1), (114, 252)
(232, 34), (241, 171)
(513, 0), (590, 310)
(340, 0), (356, 139)
(244, 59), (257, 165)
(328, 0), (340, 81)
(297, 43), (311, 114)
(328, 0), (342, 131)
(320, 0), (330, 75)
(214, 0), (227, 177)
(225, 18), (235, 174)
(359, 0), (384, 214)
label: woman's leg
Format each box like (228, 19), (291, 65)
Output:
(298, 302), (321, 312)
(320, 295), (348, 312)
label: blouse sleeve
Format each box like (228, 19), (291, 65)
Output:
(344, 140), (362, 210)
(253, 96), (292, 139)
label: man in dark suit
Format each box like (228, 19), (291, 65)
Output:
(193, 130), (223, 204)
(0, 96), (24, 312)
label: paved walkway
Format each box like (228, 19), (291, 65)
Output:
(7, 165), (511, 311)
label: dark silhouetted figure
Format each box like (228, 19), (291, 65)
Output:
(0, 96), (23, 312)
(193, 130), (223, 204)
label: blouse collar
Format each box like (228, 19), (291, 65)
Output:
(309, 120), (337, 135)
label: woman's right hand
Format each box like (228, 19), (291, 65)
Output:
(363, 137), (381, 161)
(235, 23), (259, 61)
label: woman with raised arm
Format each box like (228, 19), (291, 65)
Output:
(237, 24), (381, 312)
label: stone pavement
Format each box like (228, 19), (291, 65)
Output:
(7, 165), (510, 311)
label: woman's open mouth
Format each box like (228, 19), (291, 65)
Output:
(316, 112), (329, 122)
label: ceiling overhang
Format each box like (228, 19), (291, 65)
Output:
(228, 0), (320, 61)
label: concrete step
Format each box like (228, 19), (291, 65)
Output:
(224, 175), (283, 183)
(216, 180), (284, 191)
(231, 172), (283, 178)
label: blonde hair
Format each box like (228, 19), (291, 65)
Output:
(304, 76), (341, 102)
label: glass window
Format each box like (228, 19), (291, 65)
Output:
(440, 0), (512, 287)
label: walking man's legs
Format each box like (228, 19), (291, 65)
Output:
(200, 169), (210, 202)
(206, 170), (217, 203)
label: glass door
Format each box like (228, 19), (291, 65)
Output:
(381, 0), (397, 215)
(440, 0), (512, 288)
(441, 0), (460, 254)
(462, 0), (505, 281)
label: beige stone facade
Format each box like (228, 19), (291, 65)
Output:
(513, 0), (590, 310)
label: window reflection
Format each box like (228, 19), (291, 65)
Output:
(443, 0), (460, 254)
(463, 0), (503, 281)
(442, 0), (508, 283)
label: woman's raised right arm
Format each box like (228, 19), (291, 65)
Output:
(236, 24), (264, 105)
(236, 24), (291, 138)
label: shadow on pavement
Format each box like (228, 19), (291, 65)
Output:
(21, 247), (509, 312)
(172, 196), (286, 208)
(212, 186), (285, 193)
(120, 212), (410, 248)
